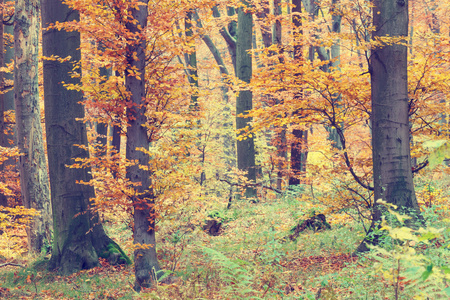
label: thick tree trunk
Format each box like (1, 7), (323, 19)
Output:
(14, 0), (52, 253)
(42, 0), (127, 274)
(356, 0), (420, 253)
(124, 0), (161, 291)
(236, 1), (256, 198)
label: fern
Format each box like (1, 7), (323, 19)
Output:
(202, 247), (260, 299)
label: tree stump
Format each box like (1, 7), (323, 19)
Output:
(203, 219), (222, 236)
(289, 214), (331, 241)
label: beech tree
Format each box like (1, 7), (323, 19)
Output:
(289, 0), (308, 186)
(0, 0), (14, 207)
(356, 0), (421, 252)
(123, 0), (162, 291)
(41, 0), (127, 273)
(236, 0), (256, 198)
(14, 0), (52, 252)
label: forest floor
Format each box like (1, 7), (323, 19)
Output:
(1, 195), (450, 299)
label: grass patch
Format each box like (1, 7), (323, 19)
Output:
(1, 195), (450, 299)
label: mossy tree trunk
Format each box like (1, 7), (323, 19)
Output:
(42, 0), (128, 274)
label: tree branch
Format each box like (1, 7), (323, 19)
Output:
(193, 11), (229, 76)
(218, 177), (283, 194)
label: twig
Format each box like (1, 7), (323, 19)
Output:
(0, 262), (25, 268)
(412, 160), (428, 173)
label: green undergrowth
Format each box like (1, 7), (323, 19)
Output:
(1, 194), (450, 299)
(0, 256), (136, 299)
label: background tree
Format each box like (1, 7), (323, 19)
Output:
(289, 0), (308, 186)
(236, 0), (256, 198)
(14, 0), (52, 252)
(0, 0), (15, 207)
(0, 0), (6, 207)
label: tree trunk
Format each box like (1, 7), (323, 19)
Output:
(14, 0), (52, 253)
(96, 122), (108, 155)
(256, 0), (272, 49)
(185, 10), (199, 108)
(272, 0), (287, 190)
(236, 1), (256, 198)
(124, 0), (161, 291)
(356, 0), (420, 253)
(289, 129), (308, 185)
(289, 0), (308, 186)
(0, 0), (6, 207)
(4, 1), (13, 112)
(326, 0), (343, 149)
(95, 64), (110, 156)
(211, 6), (237, 73)
(110, 71), (122, 161)
(42, 0), (128, 274)
(192, 11), (236, 177)
(0, 0), (15, 207)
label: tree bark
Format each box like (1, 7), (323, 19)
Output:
(0, 0), (7, 207)
(14, 0), (52, 253)
(326, 0), (343, 149)
(42, 0), (128, 274)
(256, 0), (272, 49)
(0, 0), (15, 207)
(95, 64), (109, 157)
(3, 0), (13, 112)
(212, 6), (237, 73)
(289, 0), (308, 186)
(110, 70), (122, 161)
(185, 10), (199, 108)
(272, 0), (287, 190)
(236, 1), (256, 198)
(356, 0), (420, 253)
(124, 0), (161, 291)
(192, 11), (236, 179)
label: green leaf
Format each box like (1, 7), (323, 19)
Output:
(421, 264), (433, 281)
